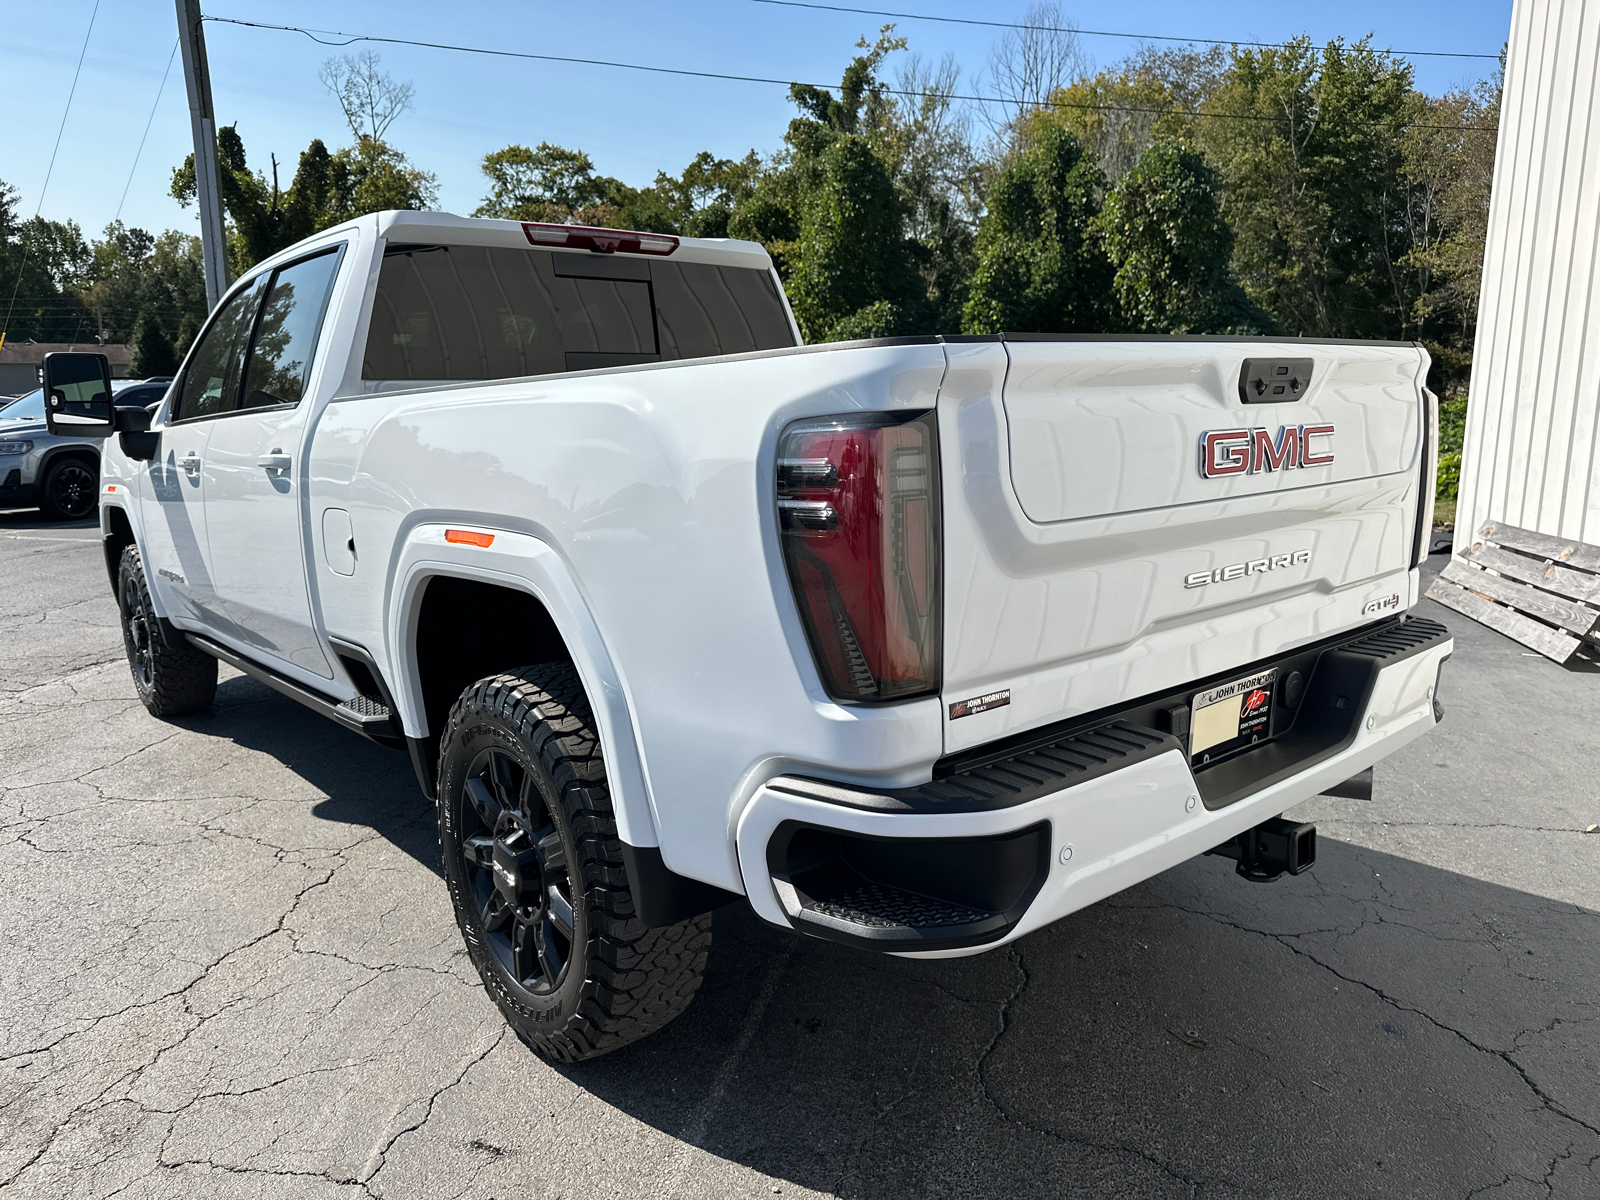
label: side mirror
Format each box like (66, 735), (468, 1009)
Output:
(43, 352), (115, 438)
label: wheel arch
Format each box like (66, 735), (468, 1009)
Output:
(37, 442), (100, 478)
(37, 444), (100, 515)
(102, 503), (136, 594)
(388, 524), (661, 850)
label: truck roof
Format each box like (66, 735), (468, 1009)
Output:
(373, 209), (775, 272)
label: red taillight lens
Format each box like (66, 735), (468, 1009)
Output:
(776, 411), (941, 703)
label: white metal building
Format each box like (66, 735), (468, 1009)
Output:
(1456, 0), (1600, 545)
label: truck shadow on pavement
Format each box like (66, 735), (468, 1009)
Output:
(569, 842), (1600, 1199)
(182, 671), (1600, 1199)
(183, 673), (442, 878)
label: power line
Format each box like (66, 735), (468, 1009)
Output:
(203, 17), (1496, 133)
(4, 0), (102, 337)
(748, 0), (1502, 61)
(114, 39), (181, 226)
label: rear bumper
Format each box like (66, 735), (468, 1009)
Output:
(735, 616), (1452, 958)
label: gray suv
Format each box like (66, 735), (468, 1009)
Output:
(0, 378), (171, 520)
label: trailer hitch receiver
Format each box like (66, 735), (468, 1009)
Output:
(1207, 816), (1316, 883)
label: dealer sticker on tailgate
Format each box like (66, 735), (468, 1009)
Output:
(1190, 669), (1277, 762)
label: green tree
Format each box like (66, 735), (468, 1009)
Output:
(173, 126), (436, 273)
(78, 223), (195, 347)
(475, 143), (614, 220)
(728, 29), (936, 339)
(0, 180), (93, 341)
(325, 137), (438, 223)
(1027, 50), (1216, 184)
(1403, 69), (1501, 394)
(962, 123), (1112, 334)
(1196, 37), (1418, 339)
(649, 151), (764, 237)
(786, 136), (926, 341)
(132, 309), (178, 376)
(1097, 141), (1270, 333)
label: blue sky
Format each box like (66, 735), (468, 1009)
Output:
(1, 0), (1512, 245)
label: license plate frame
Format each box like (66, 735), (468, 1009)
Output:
(1190, 668), (1278, 764)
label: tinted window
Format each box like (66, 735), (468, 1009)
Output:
(363, 244), (795, 382)
(174, 276), (267, 421)
(1, 389), (44, 421)
(115, 387), (163, 409)
(652, 261), (795, 359)
(242, 249), (342, 409)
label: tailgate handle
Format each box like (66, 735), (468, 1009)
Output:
(1239, 358), (1314, 404)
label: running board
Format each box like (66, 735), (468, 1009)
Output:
(185, 632), (406, 749)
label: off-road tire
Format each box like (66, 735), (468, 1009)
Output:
(117, 545), (218, 716)
(40, 455), (99, 521)
(437, 665), (712, 1062)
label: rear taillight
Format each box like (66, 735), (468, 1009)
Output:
(776, 411), (941, 703)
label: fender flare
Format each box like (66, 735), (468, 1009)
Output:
(385, 523), (661, 850)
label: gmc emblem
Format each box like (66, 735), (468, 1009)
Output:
(1200, 424), (1334, 478)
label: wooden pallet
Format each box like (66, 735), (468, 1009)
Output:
(1425, 520), (1600, 664)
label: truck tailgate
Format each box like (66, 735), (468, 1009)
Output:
(937, 338), (1427, 755)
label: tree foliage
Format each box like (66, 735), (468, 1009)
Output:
(5, 24), (1504, 399)
(0, 180), (93, 341)
(1195, 37), (1419, 339)
(1402, 74), (1501, 393)
(133, 309), (179, 376)
(169, 52), (433, 274)
(962, 123), (1111, 334)
(1027, 45), (1227, 182)
(172, 126), (437, 273)
(1097, 142), (1270, 334)
(81, 222), (207, 353)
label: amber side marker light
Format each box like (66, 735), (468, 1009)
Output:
(444, 529), (495, 547)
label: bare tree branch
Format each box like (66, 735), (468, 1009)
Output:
(319, 50), (416, 144)
(981, 1), (1088, 139)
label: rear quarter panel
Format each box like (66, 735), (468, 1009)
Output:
(308, 343), (948, 891)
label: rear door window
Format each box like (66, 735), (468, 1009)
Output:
(363, 244), (794, 383)
(241, 247), (343, 409)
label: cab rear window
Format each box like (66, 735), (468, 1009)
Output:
(362, 244), (795, 382)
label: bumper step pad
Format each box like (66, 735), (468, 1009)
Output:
(769, 721), (1178, 815)
(807, 883), (998, 931)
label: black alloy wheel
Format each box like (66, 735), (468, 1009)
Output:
(115, 544), (218, 716)
(437, 666), (713, 1062)
(42, 457), (98, 520)
(122, 565), (156, 697)
(459, 745), (578, 997)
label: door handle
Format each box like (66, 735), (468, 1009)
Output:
(257, 452), (292, 474)
(181, 453), (201, 477)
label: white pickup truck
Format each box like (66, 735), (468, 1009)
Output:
(45, 210), (1451, 1062)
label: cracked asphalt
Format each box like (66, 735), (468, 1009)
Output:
(2, 506), (1598, 1200)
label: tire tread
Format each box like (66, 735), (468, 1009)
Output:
(437, 665), (712, 1062)
(118, 545), (217, 716)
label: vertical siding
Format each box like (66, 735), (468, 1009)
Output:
(1458, 0), (1600, 546)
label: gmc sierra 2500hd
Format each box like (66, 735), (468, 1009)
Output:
(44, 210), (1450, 1062)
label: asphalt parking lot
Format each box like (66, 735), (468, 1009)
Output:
(2, 508), (1598, 1200)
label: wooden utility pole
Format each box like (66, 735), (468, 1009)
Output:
(175, 0), (229, 311)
